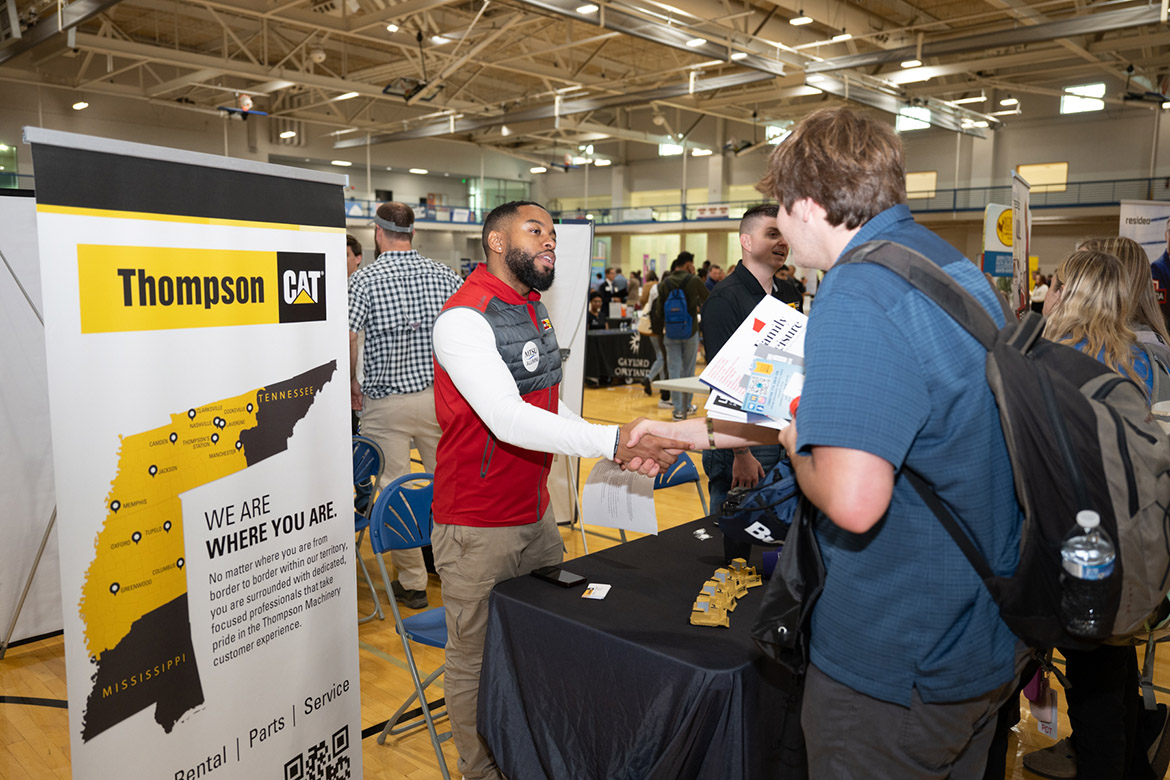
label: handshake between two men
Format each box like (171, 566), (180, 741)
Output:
(612, 417), (694, 477)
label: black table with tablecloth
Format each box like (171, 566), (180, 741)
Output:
(584, 329), (655, 383)
(478, 520), (804, 780)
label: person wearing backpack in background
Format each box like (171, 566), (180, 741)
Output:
(654, 251), (708, 420)
(1021, 250), (1167, 780)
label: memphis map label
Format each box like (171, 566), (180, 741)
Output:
(79, 361), (336, 741)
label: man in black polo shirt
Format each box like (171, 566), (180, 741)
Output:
(701, 203), (790, 561)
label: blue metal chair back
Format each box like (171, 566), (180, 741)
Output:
(353, 436), (383, 524)
(369, 473), (435, 554)
(655, 451), (700, 490)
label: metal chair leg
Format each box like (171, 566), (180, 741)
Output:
(356, 528), (384, 623)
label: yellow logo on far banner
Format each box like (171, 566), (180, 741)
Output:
(77, 246), (326, 333)
(996, 210), (1013, 247)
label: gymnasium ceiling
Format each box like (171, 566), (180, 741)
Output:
(0, 0), (1167, 163)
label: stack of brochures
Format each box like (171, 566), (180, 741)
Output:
(699, 296), (808, 430)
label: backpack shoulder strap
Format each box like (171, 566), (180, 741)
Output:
(838, 240), (1003, 350)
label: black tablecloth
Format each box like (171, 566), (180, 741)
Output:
(584, 330), (655, 382)
(479, 520), (804, 780)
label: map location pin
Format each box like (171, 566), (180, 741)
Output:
(110, 500), (121, 513)
(235, 441), (243, 450)
(109, 583), (120, 595)
(163, 520), (172, 533)
(169, 432), (178, 444)
(211, 433), (219, 444)
(132, 531), (142, 544)
(246, 403), (254, 413)
(176, 558), (185, 569)
(148, 465), (158, 477)
(188, 409), (196, 419)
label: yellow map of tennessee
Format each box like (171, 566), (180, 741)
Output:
(80, 389), (259, 659)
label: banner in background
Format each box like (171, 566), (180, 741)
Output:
(0, 189), (63, 647)
(1119, 200), (1170, 326)
(27, 127), (361, 778)
(1011, 172), (1032, 317)
(981, 203), (1012, 277)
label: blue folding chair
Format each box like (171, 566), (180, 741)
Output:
(655, 451), (709, 516)
(353, 436), (385, 624)
(367, 473), (451, 780)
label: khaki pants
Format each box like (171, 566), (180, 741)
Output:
(360, 387), (441, 591)
(432, 509), (562, 780)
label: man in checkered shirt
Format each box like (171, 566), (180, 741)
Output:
(348, 201), (462, 609)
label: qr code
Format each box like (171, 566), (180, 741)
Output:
(284, 725), (351, 780)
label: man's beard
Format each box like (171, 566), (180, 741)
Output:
(505, 247), (555, 292)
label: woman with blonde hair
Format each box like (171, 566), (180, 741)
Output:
(1080, 235), (1170, 366)
(1042, 249), (1153, 395)
(1024, 248), (1159, 780)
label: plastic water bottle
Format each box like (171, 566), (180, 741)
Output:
(1060, 510), (1116, 639)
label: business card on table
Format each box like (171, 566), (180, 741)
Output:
(582, 583), (611, 600)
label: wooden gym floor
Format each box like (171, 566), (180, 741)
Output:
(3, 376), (1169, 779)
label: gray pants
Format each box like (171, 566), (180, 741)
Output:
(802, 661), (1022, 780)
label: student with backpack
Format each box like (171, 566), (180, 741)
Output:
(652, 251), (708, 420)
(1023, 250), (1165, 780)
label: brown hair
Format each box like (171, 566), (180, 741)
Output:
(1079, 236), (1170, 346)
(345, 234), (362, 257)
(376, 201), (415, 232)
(756, 107), (906, 229)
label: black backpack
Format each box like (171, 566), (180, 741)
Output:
(840, 240), (1170, 650)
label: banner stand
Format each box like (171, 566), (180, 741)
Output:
(0, 242), (53, 662)
(0, 509), (56, 660)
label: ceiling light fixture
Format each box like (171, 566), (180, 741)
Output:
(386, 23), (399, 32)
(530, 166), (547, 173)
(336, 91), (359, 100)
(790, 10), (812, 25)
(279, 130), (297, 139)
(1000, 95), (1018, 106)
(594, 159), (612, 166)
(951, 94), (986, 105)
(691, 148), (712, 156)
(330, 160), (353, 166)
(831, 31), (851, 41)
(730, 51), (748, 60)
(409, 168), (428, 174)
(900, 59), (921, 68)
(576, 3), (598, 12)
(989, 108), (1020, 116)
(431, 35), (451, 45)
(72, 101), (89, 110)
(806, 74), (824, 83)
(685, 37), (707, 47)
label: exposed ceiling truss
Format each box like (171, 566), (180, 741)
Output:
(0, 0), (1166, 161)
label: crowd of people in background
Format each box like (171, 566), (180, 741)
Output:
(342, 105), (1170, 780)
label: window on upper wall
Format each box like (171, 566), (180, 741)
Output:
(905, 171), (938, 199)
(1017, 161), (1068, 193)
(1061, 83), (1106, 115)
(896, 106), (931, 132)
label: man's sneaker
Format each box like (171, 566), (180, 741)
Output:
(390, 579), (428, 610)
(687, 404), (697, 414)
(657, 399), (673, 409)
(1022, 738), (1076, 779)
(673, 411), (687, 420)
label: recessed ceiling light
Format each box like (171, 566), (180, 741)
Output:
(279, 130), (297, 139)
(690, 148), (713, 156)
(730, 51), (748, 60)
(789, 11), (812, 25)
(685, 37), (707, 47)
(593, 158), (612, 166)
(72, 101), (89, 110)
(576, 3), (598, 12)
(900, 59), (921, 68)
(530, 166), (547, 173)
(330, 160), (353, 167)
(409, 168), (428, 174)
(386, 23), (399, 32)
(336, 91), (359, 100)
(431, 35), (451, 45)
(1000, 96), (1018, 106)
(831, 32), (851, 41)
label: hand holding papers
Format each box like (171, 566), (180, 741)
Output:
(700, 296), (808, 429)
(582, 460), (658, 536)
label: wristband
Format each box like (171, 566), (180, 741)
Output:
(706, 416), (716, 449)
(614, 427), (621, 459)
